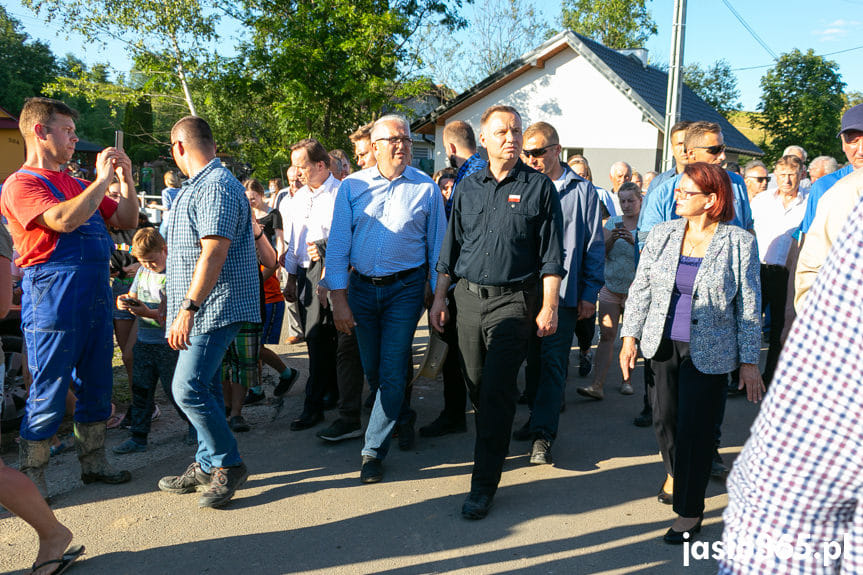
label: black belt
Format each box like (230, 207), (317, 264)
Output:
(463, 278), (535, 299)
(762, 264), (787, 272)
(353, 266), (424, 287)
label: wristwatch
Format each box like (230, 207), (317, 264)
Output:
(180, 298), (200, 312)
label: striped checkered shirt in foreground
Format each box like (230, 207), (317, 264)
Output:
(719, 196), (863, 574)
(324, 165), (447, 291)
(166, 158), (260, 336)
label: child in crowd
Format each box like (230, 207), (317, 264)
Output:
(113, 228), (194, 454)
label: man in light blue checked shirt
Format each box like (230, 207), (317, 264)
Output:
(326, 114), (447, 485)
(159, 116), (259, 509)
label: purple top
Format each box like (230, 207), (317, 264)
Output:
(663, 255), (702, 342)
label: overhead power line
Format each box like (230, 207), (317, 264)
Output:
(721, 0), (778, 60)
(731, 43), (863, 71)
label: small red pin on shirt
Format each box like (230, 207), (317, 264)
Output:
(507, 194), (521, 203)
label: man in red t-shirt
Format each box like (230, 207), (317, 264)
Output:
(0, 97), (139, 495)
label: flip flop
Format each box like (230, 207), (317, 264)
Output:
(30, 545), (85, 575)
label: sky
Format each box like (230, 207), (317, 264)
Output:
(5, 0), (862, 111)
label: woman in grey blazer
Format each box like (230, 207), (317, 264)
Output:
(619, 162), (764, 544)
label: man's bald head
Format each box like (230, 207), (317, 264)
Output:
(171, 116), (215, 152)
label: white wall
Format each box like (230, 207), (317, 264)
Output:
(432, 46), (662, 190)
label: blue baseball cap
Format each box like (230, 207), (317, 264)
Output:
(839, 103), (863, 137)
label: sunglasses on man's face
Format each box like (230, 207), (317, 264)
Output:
(746, 175), (768, 183)
(522, 145), (555, 158)
(691, 144), (726, 155)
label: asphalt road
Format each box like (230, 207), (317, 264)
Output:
(0, 322), (762, 574)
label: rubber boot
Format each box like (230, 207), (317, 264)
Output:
(74, 421), (131, 484)
(18, 438), (52, 498)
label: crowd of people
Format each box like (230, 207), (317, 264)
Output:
(1, 94), (862, 573)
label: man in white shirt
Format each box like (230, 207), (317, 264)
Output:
(750, 154), (808, 386)
(280, 138), (340, 431)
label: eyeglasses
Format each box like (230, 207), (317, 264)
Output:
(691, 144), (726, 155)
(745, 175), (768, 183)
(674, 188), (712, 199)
(374, 136), (412, 147)
(522, 145), (555, 158)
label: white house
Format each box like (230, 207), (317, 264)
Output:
(411, 30), (762, 190)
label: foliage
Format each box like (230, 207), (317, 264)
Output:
(844, 91), (863, 113)
(418, 0), (550, 92)
(47, 55), (124, 146)
(22, 0), (218, 114)
(221, 0), (468, 178)
(122, 97), (161, 164)
(681, 60), (741, 116)
(755, 49), (845, 163)
(0, 6), (56, 115)
(561, 0), (656, 49)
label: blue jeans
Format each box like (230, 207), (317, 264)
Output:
(529, 306), (579, 440)
(349, 268), (425, 460)
(172, 322), (243, 472)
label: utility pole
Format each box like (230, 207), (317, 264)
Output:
(662, 0), (686, 171)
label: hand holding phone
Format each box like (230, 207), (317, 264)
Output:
(120, 296), (141, 307)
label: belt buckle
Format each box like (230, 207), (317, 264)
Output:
(479, 286), (489, 299)
(370, 276), (385, 286)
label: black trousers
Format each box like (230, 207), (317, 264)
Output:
(439, 294), (467, 423)
(641, 358), (654, 413)
(651, 339), (726, 517)
(455, 279), (536, 494)
(298, 261), (338, 414)
(761, 264), (789, 384)
(575, 314), (596, 352)
(336, 330), (365, 424)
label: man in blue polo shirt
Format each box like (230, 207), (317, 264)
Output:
(799, 103), (863, 239)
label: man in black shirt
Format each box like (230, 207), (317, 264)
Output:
(431, 105), (565, 520)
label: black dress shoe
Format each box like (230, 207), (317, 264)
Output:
(461, 491), (494, 520)
(397, 411), (417, 451)
(657, 481), (673, 505)
(663, 516), (703, 544)
(360, 456), (383, 484)
(419, 414), (467, 437)
(290, 410), (324, 431)
(633, 409), (652, 427)
(512, 419), (533, 441)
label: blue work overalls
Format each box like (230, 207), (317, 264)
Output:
(13, 170), (115, 441)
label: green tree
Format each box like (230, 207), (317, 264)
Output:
(561, 0), (656, 49)
(22, 0), (218, 114)
(755, 49), (845, 162)
(122, 96), (160, 164)
(224, 0), (468, 177)
(0, 6), (56, 115)
(844, 91), (863, 113)
(682, 60), (741, 116)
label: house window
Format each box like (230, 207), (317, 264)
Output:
(412, 145), (432, 160)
